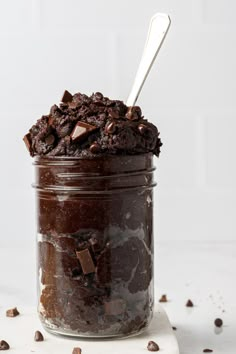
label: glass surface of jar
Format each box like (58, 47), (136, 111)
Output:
(33, 153), (156, 338)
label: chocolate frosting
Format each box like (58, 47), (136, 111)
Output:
(23, 91), (162, 158)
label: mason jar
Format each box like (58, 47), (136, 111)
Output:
(33, 153), (156, 338)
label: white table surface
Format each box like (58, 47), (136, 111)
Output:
(0, 241), (235, 353)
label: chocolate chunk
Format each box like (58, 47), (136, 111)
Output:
(0, 340), (10, 350)
(203, 350), (213, 353)
(214, 318), (223, 327)
(23, 133), (32, 152)
(186, 299), (194, 307)
(159, 294), (167, 303)
(172, 326), (177, 330)
(125, 106), (142, 121)
(147, 341), (159, 352)
(105, 121), (116, 134)
(70, 121), (97, 143)
(89, 143), (100, 154)
(76, 248), (95, 274)
(72, 348), (82, 354)
(104, 299), (126, 316)
(34, 330), (44, 342)
(6, 307), (20, 317)
(45, 134), (55, 145)
(61, 90), (73, 103)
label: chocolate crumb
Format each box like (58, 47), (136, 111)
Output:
(203, 349), (213, 353)
(61, 90), (73, 103)
(214, 318), (223, 327)
(0, 340), (10, 350)
(34, 331), (44, 342)
(186, 299), (194, 307)
(172, 326), (177, 330)
(159, 294), (167, 303)
(72, 348), (82, 354)
(147, 341), (159, 352)
(6, 307), (20, 317)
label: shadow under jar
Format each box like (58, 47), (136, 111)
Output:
(33, 153), (156, 338)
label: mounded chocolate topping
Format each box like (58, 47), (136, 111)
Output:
(23, 90), (162, 157)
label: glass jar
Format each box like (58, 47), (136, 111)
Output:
(33, 153), (156, 338)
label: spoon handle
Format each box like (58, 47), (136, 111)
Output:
(126, 13), (171, 107)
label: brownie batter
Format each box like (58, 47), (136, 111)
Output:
(23, 90), (162, 158)
(25, 90), (160, 337)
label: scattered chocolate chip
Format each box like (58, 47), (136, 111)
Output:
(45, 134), (55, 145)
(76, 248), (95, 274)
(159, 294), (167, 303)
(61, 90), (73, 103)
(72, 348), (82, 354)
(186, 299), (194, 307)
(34, 330), (44, 342)
(147, 340), (159, 352)
(6, 307), (20, 317)
(203, 349), (213, 353)
(105, 121), (116, 134)
(23, 133), (32, 152)
(89, 142), (100, 154)
(125, 106), (142, 121)
(104, 299), (126, 316)
(138, 123), (148, 135)
(70, 121), (97, 143)
(214, 318), (223, 327)
(172, 326), (177, 330)
(0, 340), (10, 350)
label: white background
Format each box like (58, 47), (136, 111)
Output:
(0, 0), (236, 247)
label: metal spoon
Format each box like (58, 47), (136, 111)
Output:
(126, 13), (171, 107)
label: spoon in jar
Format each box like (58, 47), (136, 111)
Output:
(126, 13), (171, 107)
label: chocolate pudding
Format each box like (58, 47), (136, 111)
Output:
(24, 91), (161, 337)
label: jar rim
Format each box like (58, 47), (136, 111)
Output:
(33, 153), (154, 165)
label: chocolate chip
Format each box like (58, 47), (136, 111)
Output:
(159, 294), (167, 303)
(72, 348), (82, 354)
(214, 318), (223, 327)
(108, 107), (119, 119)
(94, 92), (103, 101)
(105, 121), (116, 134)
(172, 326), (177, 330)
(76, 248), (95, 274)
(89, 143), (100, 154)
(203, 349), (213, 353)
(45, 134), (55, 145)
(147, 341), (159, 351)
(6, 307), (19, 317)
(34, 330), (44, 342)
(70, 121), (97, 143)
(23, 133), (32, 152)
(0, 340), (10, 350)
(186, 299), (194, 307)
(104, 299), (126, 316)
(125, 106), (142, 121)
(138, 123), (148, 135)
(61, 90), (73, 103)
